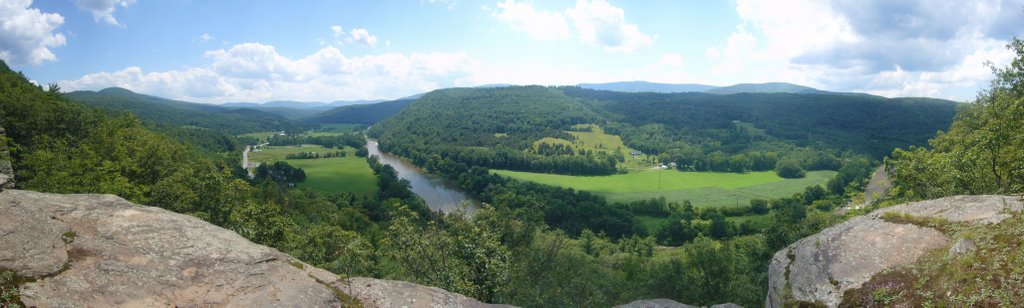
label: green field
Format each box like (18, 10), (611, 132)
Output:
(249, 145), (377, 196)
(238, 131), (278, 142)
(534, 124), (654, 170)
(319, 123), (363, 132)
(493, 169), (836, 207)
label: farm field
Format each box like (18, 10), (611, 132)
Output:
(532, 124), (655, 170)
(319, 123), (364, 132)
(238, 131), (278, 143)
(248, 145), (377, 196)
(493, 169), (836, 207)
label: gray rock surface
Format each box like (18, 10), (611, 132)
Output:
(766, 195), (1023, 307)
(614, 298), (697, 308)
(0, 189), (508, 308)
(613, 299), (742, 308)
(337, 277), (510, 308)
(947, 238), (977, 258)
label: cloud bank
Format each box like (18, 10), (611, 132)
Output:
(0, 0), (66, 65)
(59, 43), (479, 102)
(492, 0), (652, 52)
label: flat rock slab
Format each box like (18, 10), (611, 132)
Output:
(0, 189), (508, 307)
(766, 195), (1023, 308)
(338, 277), (511, 308)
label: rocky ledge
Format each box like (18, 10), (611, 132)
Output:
(0, 189), (505, 307)
(766, 195), (1024, 307)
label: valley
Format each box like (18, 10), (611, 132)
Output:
(4, 37), (1020, 305)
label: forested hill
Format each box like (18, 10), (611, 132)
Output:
(65, 87), (302, 134)
(370, 86), (958, 176)
(563, 88), (959, 158)
(304, 99), (416, 125)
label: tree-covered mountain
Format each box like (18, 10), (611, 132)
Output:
(304, 99), (416, 125)
(65, 87), (302, 134)
(705, 82), (825, 94)
(370, 86), (958, 178)
(563, 88), (958, 158)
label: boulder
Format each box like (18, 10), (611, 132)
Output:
(337, 277), (511, 308)
(766, 195), (1023, 307)
(614, 298), (698, 308)
(0, 189), (508, 307)
(613, 299), (741, 308)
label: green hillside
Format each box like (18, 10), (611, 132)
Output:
(305, 99), (416, 125)
(65, 87), (302, 134)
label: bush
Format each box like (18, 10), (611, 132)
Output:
(775, 160), (806, 178)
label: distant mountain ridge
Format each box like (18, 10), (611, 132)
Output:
(304, 99), (417, 125)
(65, 87), (301, 134)
(223, 99), (385, 111)
(578, 81), (718, 93)
(578, 81), (838, 95)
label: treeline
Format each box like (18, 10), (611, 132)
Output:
(254, 161), (306, 184)
(268, 133), (364, 149)
(887, 38), (1024, 200)
(285, 151), (346, 159)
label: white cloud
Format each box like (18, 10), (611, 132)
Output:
(59, 43), (480, 102)
(492, 0), (571, 41)
(330, 25), (343, 37)
(196, 33), (213, 42)
(565, 0), (652, 52)
(706, 0), (1023, 100)
(0, 0), (66, 65)
(347, 28), (378, 47)
(422, 0), (458, 10)
(73, 0), (135, 26)
(492, 0), (652, 52)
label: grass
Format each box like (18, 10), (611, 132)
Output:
(238, 131), (278, 142)
(634, 215), (668, 234)
(249, 145), (377, 197)
(319, 123), (363, 132)
(493, 169), (836, 207)
(533, 124), (655, 171)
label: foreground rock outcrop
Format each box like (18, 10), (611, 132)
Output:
(0, 189), (504, 307)
(766, 195), (1024, 307)
(613, 299), (742, 308)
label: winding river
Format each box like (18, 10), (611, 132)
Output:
(366, 140), (477, 213)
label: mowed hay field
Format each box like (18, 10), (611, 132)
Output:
(249, 145), (377, 197)
(493, 169), (836, 208)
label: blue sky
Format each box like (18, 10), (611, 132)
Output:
(2, 0), (1022, 103)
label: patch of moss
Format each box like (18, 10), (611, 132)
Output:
(880, 211), (952, 232)
(0, 268), (27, 308)
(307, 274), (362, 308)
(287, 259), (305, 270)
(61, 231), (76, 244)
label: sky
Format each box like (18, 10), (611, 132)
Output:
(2, 0), (1023, 103)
